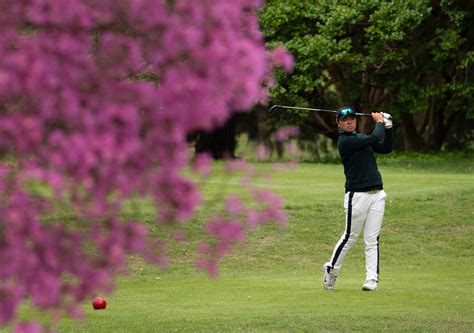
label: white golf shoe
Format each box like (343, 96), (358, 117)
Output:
(362, 279), (378, 291)
(323, 267), (337, 291)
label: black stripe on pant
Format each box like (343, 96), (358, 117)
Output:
(329, 191), (354, 272)
(377, 235), (380, 278)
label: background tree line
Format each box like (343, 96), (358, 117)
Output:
(196, 0), (473, 156)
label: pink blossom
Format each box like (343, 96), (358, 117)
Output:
(246, 210), (260, 230)
(195, 259), (218, 279)
(192, 153), (212, 177)
(270, 45), (294, 71)
(275, 126), (300, 141)
(225, 195), (245, 214)
(196, 242), (211, 254)
(197, 217), (246, 278)
(204, 218), (245, 244)
(285, 142), (299, 155)
(255, 144), (270, 160)
(14, 322), (41, 333)
(0, 0), (294, 330)
(172, 231), (188, 244)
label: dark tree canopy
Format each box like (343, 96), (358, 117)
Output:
(261, 0), (474, 151)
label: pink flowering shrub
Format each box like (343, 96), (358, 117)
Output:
(195, 159), (290, 278)
(0, 0), (293, 330)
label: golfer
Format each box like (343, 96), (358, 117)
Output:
(323, 107), (393, 291)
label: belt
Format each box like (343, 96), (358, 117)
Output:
(366, 189), (381, 194)
(346, 186), (383, 194)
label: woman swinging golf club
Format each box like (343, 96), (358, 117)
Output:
(323, 107), (394, 291)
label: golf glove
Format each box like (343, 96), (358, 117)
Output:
(381, 112), (393, 129)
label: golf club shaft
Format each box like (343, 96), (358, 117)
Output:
(269, 104), (372, 117)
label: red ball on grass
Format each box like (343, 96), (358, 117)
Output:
(92, 296), (107, 310)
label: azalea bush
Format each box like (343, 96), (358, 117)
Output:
(0, 0), (293, 331)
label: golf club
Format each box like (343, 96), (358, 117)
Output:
(268, 105), (373, 117)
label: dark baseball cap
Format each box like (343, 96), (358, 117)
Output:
(336, 107), (356, 120)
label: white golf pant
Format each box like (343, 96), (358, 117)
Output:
(325, 190), (386, 281)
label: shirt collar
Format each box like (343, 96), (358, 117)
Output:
(338, 130), (356, 136)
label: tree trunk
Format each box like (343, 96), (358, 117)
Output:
(400, 112), (424, 151)
(421, 94), (458, 151)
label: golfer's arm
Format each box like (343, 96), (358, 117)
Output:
(372, 127), (394, 154)
(345, 123), (385, 149)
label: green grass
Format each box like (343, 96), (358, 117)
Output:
(4, 161), (474, 332)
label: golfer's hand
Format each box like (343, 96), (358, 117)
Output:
(381, 112), (393, 128)
(371, 112), (384, 124)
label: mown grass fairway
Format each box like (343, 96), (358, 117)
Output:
(6, 162), (474, 332)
